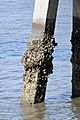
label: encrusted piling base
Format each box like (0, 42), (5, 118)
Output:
(20, 36), (57, 104)
(71, 17), (80, 98)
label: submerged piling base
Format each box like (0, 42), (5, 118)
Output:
(20, 35), (57, 104)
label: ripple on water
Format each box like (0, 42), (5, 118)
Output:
(1, 0), (80, 120)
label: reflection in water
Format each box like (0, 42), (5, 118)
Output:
(21, 102), (46, 120)
(21, 98), (80, 120)
(71, 98), (80, 120)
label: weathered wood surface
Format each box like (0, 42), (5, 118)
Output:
(33, 0), (49, 25)
(45, 0), (59, 36)
(20, 0), (59, 104)
(71, 0), (80, 98)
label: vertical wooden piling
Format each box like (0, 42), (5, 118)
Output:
(20, 0), (59, 104)
(45, 0), (59, 36)
(71, 0), (80, 98)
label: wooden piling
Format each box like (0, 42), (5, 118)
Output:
(71, 0), (80, 98)
(20, 0), (59, 104)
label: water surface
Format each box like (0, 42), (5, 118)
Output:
(0, 0), (80, 119)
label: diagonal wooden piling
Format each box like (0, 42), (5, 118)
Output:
(71, 0), (80, 98)
(20, 0), (59, 104)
